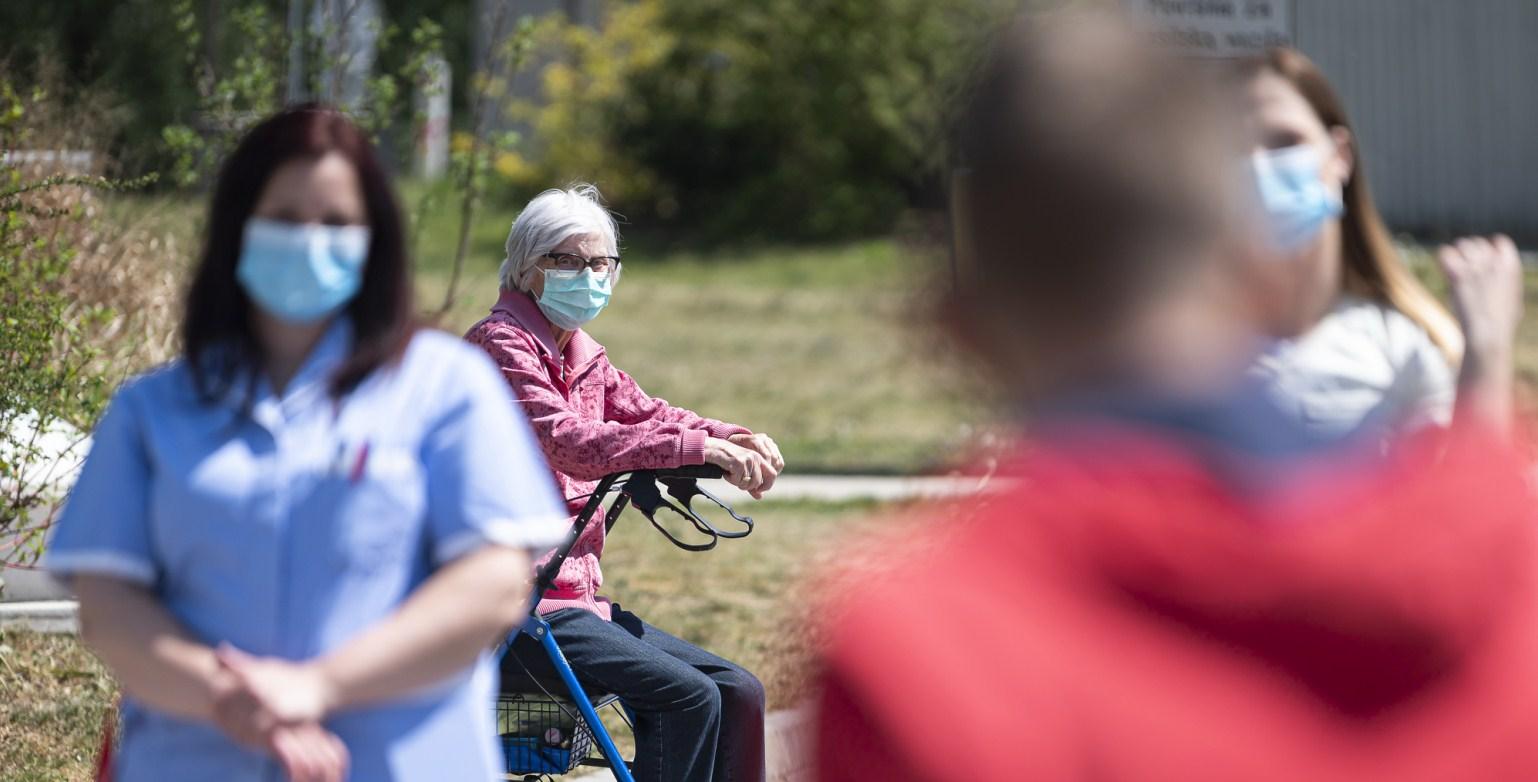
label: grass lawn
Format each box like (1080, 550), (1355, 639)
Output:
(410, 181), (987, 476)
(596, 498), (875, 710)
(0, 498), (875, 781)
(112, 186), (1538, 476)
(22, 191), (1538, 780)
(106, 187), (988, 476)
(424, 237), (986, 476)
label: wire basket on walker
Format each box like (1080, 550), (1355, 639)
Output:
(494, 465), (754, 781)
(494, 690), (602, 774)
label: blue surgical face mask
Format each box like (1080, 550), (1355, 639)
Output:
(236, 218), (371, 323)
(1250, 144), (1344, 252)
(537, 268), (613, 330)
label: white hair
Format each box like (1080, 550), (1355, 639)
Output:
(499, 184), (620, 292)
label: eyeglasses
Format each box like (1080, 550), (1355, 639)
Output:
(541, 252), (621, 274)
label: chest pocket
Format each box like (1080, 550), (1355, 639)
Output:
(314, 442), (428, 572)
(573, 375), (607, 420)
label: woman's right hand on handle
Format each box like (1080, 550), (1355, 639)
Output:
(704, 437), (779, 499)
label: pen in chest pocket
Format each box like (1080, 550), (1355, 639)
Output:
(350, 440), (370, 483)
(332, 439), (372, 483)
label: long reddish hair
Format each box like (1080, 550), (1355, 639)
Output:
(1238, 48), (1462, 366)
(181, 104), (416, 403)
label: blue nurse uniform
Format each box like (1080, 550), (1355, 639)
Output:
(46, 322), (569, 781)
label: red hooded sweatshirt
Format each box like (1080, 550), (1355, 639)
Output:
(814, 415), (1538, 782)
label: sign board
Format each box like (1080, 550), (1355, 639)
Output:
(1123, 0), (1293, 57)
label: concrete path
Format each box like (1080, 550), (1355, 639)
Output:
(1, 473), (995, 611)
(1, 504), (71, 605)
(0, 599), (77, 633)
(709, 472), (994, 505)
(0, 566), (67, 603)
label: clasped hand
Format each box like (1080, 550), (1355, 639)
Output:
(210, 644), (348, 782)
(705, 432), (785, 499)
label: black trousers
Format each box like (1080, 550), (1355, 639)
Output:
(502, 604), (766, 782)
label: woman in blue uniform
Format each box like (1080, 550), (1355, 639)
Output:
(45, 105), (569, 782)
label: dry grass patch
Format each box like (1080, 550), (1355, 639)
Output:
(0, 630), (116, 782)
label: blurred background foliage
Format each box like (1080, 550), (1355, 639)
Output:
(0, 0), (1011, 559)
(0, 69), (174, 560)
(507, 0), (1014, 243)
(0, 0), (1013, 242)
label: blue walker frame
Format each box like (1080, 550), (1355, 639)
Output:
(494, 466), (753, 781)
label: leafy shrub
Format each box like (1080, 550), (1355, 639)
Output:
(506, 0), (1014, 244)
(160, 0), (446, 188)
(0, 74), (164, 567)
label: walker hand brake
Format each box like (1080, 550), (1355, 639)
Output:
(657, 476), (754, 539)
(621, 473), (718, 551)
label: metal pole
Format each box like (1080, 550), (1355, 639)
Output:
(533, 617), (637, 782)
(286, 0), (307, 103)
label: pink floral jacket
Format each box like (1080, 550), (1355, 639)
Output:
(464, 288), (750, 619)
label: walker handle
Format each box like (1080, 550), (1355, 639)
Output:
(528, 464), (740, 605)
(622, 472), (720, 552)
(651, 464), (726, 481)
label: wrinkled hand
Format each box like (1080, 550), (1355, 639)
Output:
(704, 438), (779, 499)
(1438, 234), (1524, 371)
(727, 433), (785, 473)
(212, 645), (346, 782)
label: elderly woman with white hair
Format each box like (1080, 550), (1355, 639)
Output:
(464, 185), (780, 782)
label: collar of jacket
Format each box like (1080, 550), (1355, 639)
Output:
(492, 287), (607, 378)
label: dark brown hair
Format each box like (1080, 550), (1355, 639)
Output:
(1235, 48), (1461, 365)
(948, 11), (1245, 395)
(181, 104), (415, 403)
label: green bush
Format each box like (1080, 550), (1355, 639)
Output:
(0, 78), (158, 565)
(507, 0), (1013, 244)
(0, 0), (199, 177)
(0, 0), (482, 185)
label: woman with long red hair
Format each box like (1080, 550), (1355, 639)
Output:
(48, 105), (568, 782)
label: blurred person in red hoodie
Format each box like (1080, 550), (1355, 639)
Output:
(812, 9), (1533, 782)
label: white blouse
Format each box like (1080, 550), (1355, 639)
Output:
(1253, 295), (1456, 445)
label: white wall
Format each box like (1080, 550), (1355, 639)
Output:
(1296, 0), (1538, 241)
